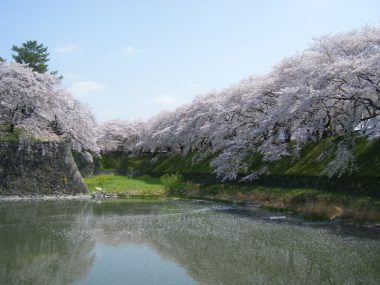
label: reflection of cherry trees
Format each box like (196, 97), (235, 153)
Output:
(0, 63), (99, 160)
(1, 200), (378, 284)
(87, 201), (380, 285)
(0, 201), (95, 285)
(97, 26), (380, 180)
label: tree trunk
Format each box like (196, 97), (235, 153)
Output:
(9, 123), (14, 133)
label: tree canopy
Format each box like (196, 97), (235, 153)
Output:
(0, 62), (99, 159)
(2, 26), (379, 179)
(97, 26), (380, 180)
(11, 40), (50, 73)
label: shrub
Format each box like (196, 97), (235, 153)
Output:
(160, 173), (183, 190)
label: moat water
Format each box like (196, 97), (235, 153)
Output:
(0, 199), (379, 284)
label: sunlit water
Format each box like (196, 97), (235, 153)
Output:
(0, 199), (379, 285)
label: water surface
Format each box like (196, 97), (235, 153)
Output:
(0, 199), (379, 285)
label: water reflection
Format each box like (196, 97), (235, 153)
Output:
(0, 199), (379, 285)
(0, 201), (95, 285)
(74, 244), (196, 285)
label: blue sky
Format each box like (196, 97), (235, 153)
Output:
(1, 0), (379, 122)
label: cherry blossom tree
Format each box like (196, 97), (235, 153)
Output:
(0, 62), (99, 158)
(97, 120), (144, 153)
(97, 26), (380, 180)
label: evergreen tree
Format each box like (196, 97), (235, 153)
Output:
(12, 40), (49, 73)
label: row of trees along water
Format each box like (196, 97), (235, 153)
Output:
(1, 26), (380, 181)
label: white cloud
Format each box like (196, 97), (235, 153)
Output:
(67, 80), (105, 98)
(151, 94), (178, 105)
(124, 46), (142, 55)
(55, 44), (80, 53)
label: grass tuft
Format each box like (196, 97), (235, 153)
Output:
(160, 173), (183, 190)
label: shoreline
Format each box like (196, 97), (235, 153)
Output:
(176, 189), (380, 227)
(1, 191), (379, 230)
(0, 193), (91, 202)
(1, 186), (379, 228)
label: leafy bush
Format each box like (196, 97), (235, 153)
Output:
(160, 173), (183, 190)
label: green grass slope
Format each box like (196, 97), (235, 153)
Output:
(84, 175), (166, 197)
(96, 137), (380, 197)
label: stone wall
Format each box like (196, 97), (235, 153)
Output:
(72, 150), (95, 178)
(0, 141), (87, 195)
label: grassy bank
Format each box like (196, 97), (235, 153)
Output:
(84, 175), (167, 198)
(181, 184), (380, 223)
(88, 137), (380, 223)
(94, 137), (380, 197)
(83, 174), (380, 223)
(97, 137), (380, 178)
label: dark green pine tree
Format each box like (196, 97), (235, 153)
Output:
(12, 40), (49, 73)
